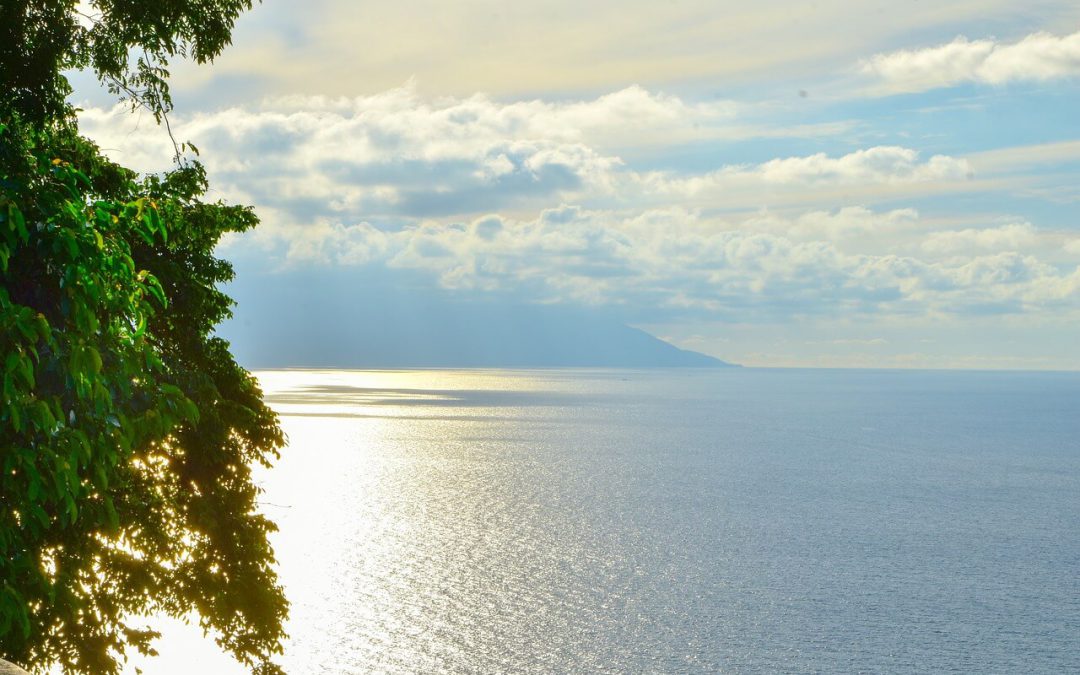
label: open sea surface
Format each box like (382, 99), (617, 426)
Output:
(136, 368), (1080, 673)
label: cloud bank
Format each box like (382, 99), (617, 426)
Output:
(269, 205), (1080, 321)
(64, 0), (1080, 368)
(79, 85), (973, 224)
(863, 30), (1080, 93)
(76, 85), (1080, 349)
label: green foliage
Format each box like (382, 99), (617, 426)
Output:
(0, 117), (287, 674)
(1, 0), (254, 122)
(1, 1), (288, 673)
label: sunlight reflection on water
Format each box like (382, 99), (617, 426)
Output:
(128, 368), (1080, 674)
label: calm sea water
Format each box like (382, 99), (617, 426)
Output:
(136, 368), (1080, 674)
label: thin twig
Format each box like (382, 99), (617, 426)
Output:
(105, 73), (184, 166)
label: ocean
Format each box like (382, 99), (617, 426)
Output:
(134, 368), (1080, 673)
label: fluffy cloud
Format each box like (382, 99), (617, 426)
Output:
(628, 147), (972, 204)
(862, 30), (1080, 93)
(748, 206), (919, 241)
(81, 85), (746, 221)
(921, 222), (1038, 254)
(80, 84), (737, 172)
(254, 205), (1080, 320)
(79, 87), (976, 226)
(76, 85), (1080, 327)
(749, 146), (969, 184)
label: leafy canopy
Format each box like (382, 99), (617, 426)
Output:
(2, 0), (254, 122)
(1, 2), (288, 673)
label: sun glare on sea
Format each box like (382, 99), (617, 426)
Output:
(125, 368), (552, 674)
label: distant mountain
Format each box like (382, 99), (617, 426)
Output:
(220, 276), (734, 369)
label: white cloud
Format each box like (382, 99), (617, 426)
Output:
(758, 206), (920, 241)
(636, 147), (972, 204)
(75, 86), (1080, 328)
(921, 222), (1038, 254)
(260, 205), (1080, 320)
(81, 83), (740, 174)
(80, 89), (977, 225)
(754, 146), (971, 184)
(863, 30), (1080, 94)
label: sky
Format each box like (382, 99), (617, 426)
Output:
(70, 0), (1080, 369)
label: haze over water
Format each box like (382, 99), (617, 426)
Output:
(139, 368), (1079, 673)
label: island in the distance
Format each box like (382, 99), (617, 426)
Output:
(220, 280), (734, 368)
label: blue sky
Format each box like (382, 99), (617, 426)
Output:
(72, 0), (1080, 368)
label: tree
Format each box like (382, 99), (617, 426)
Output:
(1, 2), (287, 673)
(2, 0), (255, 124)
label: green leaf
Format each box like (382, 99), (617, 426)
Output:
(86, 347), (103, 374)
(103, 496), (119, 532)
(133, 312), (148, 339)
(9, 401), (21, 433)
(7, 203), (28, 243)
(64, 229), (79, 258)
(145, 275), (167, 308)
